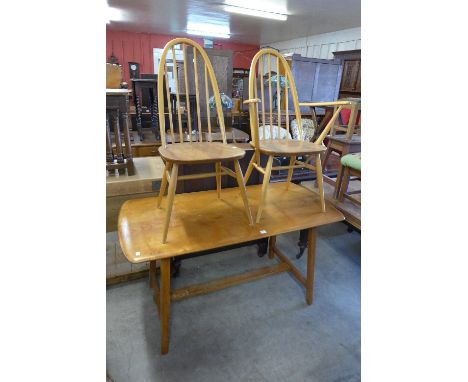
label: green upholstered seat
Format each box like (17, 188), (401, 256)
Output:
(341, 153), (361, 171)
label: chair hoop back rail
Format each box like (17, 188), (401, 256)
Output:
(156, 38), (253, 243)
(243, 47), (353, 223)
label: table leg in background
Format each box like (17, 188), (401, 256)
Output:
(306, 228), (317, 305)
(268, 236), (276, 259)
(160, 258), (171, 354)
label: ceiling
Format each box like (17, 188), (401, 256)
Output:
(106, 0), (361, 45)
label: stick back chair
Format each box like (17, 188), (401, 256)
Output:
(321, 99), (361, 196)
(157, 38), (253, 243)
(244, 48), (353, 223)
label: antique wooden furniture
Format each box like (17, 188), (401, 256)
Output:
(118, 182), (344, 354)
(106, 63), (123, 89)
(283, 53), (343, 113)
(243, 48), (352, 223)
(131, 78), (159, 140)
(128, 61), (140, 79)
(157, 38), (253, 243)
(333, 50), (361, 98)
(321, 99), (361, 194)
(169, 93), (197, 135)
(337, 153), (361, 205)
(107, 148), (270, 284)
(106, 89), (135, 175)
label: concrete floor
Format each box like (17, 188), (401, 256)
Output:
(107, 222), (360, 382)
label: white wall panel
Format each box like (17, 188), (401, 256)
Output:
(264, 27), (361, 59)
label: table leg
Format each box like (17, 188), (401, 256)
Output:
(268, 236), (276, 259)
(149, 261), (156, 288)
(160, 258), (171, 354)
(296, 229), (308, 259)
(306, 228), (317, 305)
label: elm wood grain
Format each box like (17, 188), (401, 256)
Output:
(252, 140), (326, 156)
(160, 258), (171, 354)
(170, 262), (290, 301)
(268, 235), (276, 259)
(118, 182), (344, 263)
(119, 183), (343, 354)
(158, 142), (245, 164)
(305, 180), (360, 231)
(244, 48), (352, 223)
(106, 152), (262, 284)
(306, 229), (317, 304)
(147, 228), (321, 354)
(106, 269), (149, 286)
(164, 127), (249, 144)
(157, 38), (252, 242)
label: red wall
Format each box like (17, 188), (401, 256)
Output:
(106, 30), (259, 85)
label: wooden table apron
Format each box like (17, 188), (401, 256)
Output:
(118, 182), (344, 354)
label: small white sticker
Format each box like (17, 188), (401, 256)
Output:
(135, 251), (140, 257)
(260, 230), (267, 234)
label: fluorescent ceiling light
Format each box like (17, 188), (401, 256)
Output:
(186, 30), (230, 39)
(107, 6), (125, 23)
(186, 21), (230, 39)
(224, 5), (287, 20)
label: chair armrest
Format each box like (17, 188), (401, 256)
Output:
(243, 98), (261, 104)
(299, 101), (353, 108)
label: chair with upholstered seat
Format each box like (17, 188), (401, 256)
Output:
(321, 99), (361, 197)
(336, 153), (361, 205)
(157, 38), (253, 243)
(243, 48), (353, 223)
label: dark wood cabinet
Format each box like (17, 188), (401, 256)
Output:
(340, 60), (360, 92)
(284, 54), (343, 113)
(333, 50), (361, 97)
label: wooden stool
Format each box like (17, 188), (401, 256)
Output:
(336, 153), (361, 205)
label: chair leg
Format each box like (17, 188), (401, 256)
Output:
(334, 161), (345, 199)
(157, 161), (172, 208)
(256, 155), (273, 224)
(286, 155), (296, 190)
(161, 163), (179, 244)
(315, 153), (326, 212)
(215, 161), (221, 199)
(338, 166), (351, 202)
(321, 146), (332, 173)
(233, 160), (253, 225)
(243, 153), (255, 184)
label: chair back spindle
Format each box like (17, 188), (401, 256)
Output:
(247, 49), (303, 148)
(157, 38), (227, 147)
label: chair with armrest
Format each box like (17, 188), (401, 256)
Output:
(321, 99), (361, 196)
(243, 47), (353, 223)
(157, 38), (253, 243)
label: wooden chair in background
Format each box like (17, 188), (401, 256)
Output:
(336, 153), (361, 205)
(321, 99), (361, 196)
(243, 48), (352, 223)
(157, 38), (253, 243)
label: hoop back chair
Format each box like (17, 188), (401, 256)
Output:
(244, 48), (352, 223)
(157, 38), (253, 243)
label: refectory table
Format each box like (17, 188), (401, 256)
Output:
(118, 182), (344, 354)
